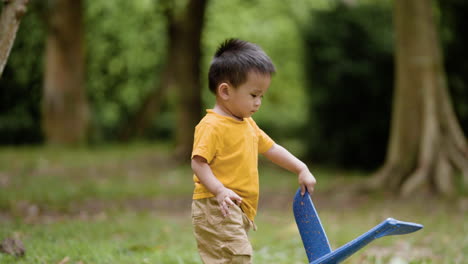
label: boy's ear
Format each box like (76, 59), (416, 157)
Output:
(217, 83), (231, 100)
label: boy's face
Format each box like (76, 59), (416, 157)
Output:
(223, 72), (271, 120)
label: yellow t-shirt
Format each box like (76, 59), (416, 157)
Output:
(191, 109), (275, 221)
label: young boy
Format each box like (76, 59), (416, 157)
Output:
(191, 38), (316, 264)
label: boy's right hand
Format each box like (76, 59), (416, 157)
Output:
(215, 187), (242, 217)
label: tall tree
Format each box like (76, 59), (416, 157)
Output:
(367, 0), (468, 196)
(0, 0), (29, 77)
(42, 0), (88, 144)
(121, 0), (207, 160)
(172, 0), (207, 159)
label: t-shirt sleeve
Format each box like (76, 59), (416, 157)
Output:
(258, 127), (275, 154)
(191, 123), (218, 163)
(249, 119), (275, 154)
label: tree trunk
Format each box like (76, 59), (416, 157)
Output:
(121, 0), (207, 159)
(42, 0), (88, 145)
(0, 0), (29, 77)
(367, 0), (468, 196)
(173, 0), (207, 160)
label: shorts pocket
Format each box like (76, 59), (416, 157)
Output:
(222, 241), (252, 264)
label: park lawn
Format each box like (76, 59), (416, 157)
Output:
(0, 143), (466, 263)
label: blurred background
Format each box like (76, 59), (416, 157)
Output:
(0, 0), (467, 263)
(1, 0), (467, 169)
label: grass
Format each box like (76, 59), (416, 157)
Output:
(0, 143), (466, 263)
(1, 212), (199, 263)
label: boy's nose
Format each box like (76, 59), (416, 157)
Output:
(254, 98), (262, 107)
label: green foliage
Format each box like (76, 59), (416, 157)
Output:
(1, 0), (312, 144)
(301, 2), (394, 169)
(1, 0), (466, 152)
(84, 0), (168, 142)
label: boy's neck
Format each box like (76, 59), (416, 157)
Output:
(213, 103), (243, 121)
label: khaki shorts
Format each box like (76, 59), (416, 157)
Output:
(192, 198), (254, 264)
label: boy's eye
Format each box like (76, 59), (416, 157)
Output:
(251, 94), (257, 98)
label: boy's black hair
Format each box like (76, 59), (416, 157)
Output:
(208, 38), (276, 94)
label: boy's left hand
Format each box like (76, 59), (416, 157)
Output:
(298, 169), (316, 196)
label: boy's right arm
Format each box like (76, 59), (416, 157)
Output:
(191, 155), (242, 217)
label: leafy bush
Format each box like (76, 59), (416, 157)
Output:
(0, 0), (308, 145)
(84, 0), (169, 142)
(0, 1), (170, 144)
(1, 0), (465, 149)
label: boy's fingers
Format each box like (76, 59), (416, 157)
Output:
(220, 201), (229, 216)
(232, 196), (242, 205)
(224, 195), (234, 204)
(221, 197), (235, 216)
(220, 195), (244, 217)
(217, 190), (243, 217)
(300, 185), (306, 196)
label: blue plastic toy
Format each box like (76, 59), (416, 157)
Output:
(293, 188), (423, 264)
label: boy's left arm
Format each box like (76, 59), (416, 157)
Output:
(263, 143), (316, 195)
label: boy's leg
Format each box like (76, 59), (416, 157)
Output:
(192, 198), (253, 264)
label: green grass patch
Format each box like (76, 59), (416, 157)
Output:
(1, 212), (199, 264)
(0, 143), (192, 211)
(0, 143), (466, 263)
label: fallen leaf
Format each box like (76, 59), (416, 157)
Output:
(0, 236), (25, 257)
(58, 256), (70, 264)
